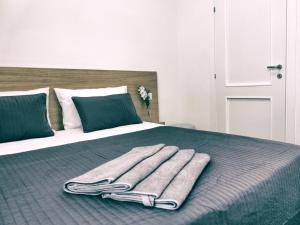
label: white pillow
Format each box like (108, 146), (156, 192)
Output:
(0, 87), (52, 127)
(54, 86), (128, 130)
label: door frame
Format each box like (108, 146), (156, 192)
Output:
(286, 0), (299, 144)
(211, 0), (298, 144)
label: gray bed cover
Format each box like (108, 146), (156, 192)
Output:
(0, 126), (299, 225)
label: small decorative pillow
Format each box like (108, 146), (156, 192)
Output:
(0, 87), (52, 127)
(54, 86), (127, 130)
(72, 93), (142, 132)
(0, 93), (54, 143)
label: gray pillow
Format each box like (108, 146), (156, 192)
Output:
(0, 93), (54, 143)
(72, 93), (142, 132)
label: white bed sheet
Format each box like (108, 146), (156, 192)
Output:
(0, 122), (161, 156)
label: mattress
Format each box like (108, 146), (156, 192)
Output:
(0, 126), (300, 225)
(0, 122), (161, 155)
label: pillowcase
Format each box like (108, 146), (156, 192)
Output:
(72, 93), (142, 132)
(0, 93), (54, 143)
(54, 86), (127, 130)
(0, 87), (52, 127)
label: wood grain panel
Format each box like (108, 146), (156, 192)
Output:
(0, 67), (159, 130)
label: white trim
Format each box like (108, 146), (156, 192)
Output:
(285, 0), (298, 144)
(296, 0), (300, 144)
(224, 0), (229, 84)
(225, 82), (272, 87)
(209, 0), (217, 132)
(225, 96), (273, 139)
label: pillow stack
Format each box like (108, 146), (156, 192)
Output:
(54, 86), (142, 132)
(72, 93), (142, 132)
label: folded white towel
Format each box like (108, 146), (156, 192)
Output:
(64, 144), (165, 195)
(155, 153), (210, 210)
(64, 144), (210, 210)
(112, 146), (178, 193)
(102, 150), (210, 210)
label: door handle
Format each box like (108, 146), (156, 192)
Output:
(267, 64), (282, 70)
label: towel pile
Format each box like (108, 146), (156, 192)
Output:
(64, 144), (210, 210)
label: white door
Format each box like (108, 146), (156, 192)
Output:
(215, 0), (287, 141)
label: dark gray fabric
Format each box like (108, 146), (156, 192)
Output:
(72, 93), (142, 132)
(0, 93), (54, 143)
(0, 126), (299, 225)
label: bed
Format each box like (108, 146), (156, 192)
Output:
(0, 67), (299, 225)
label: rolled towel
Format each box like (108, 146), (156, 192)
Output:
(155, 153), (210, 210)
(102, 149), (195, 206)
(64, 144), (165, 195)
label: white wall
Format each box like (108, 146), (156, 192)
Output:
(0, 0), (214, 130)
(176, 0), (214, 130)
(0, 0), (179, 124)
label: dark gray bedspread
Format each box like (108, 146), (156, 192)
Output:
(0, 126), (299, 225)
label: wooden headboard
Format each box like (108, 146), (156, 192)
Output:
(0, 67), (159, 130)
